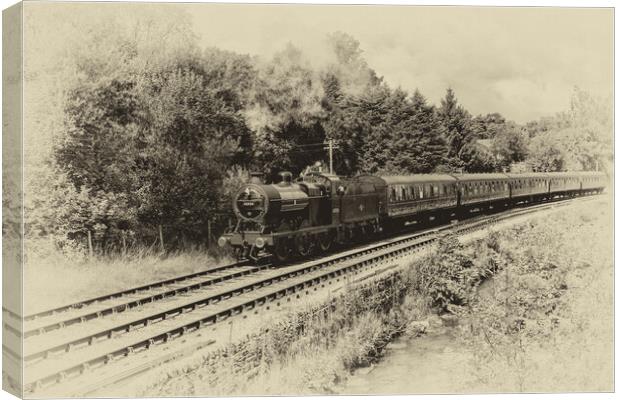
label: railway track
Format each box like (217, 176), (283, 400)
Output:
(12, 195), (599, 394)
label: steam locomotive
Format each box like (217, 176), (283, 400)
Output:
(218, 170), (606, 262)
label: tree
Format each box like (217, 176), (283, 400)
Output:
(244, 44), (327, 180)
(491, 123), (529, 169)
(524, 88), (612, 173)
(527, 131), (566, 172)
(321, 72), (366, 175)
(136, 67), (242, 244)
(358, 85), (410, 173)
(384, 90), (448, 173)
(459, 141), (498, 173)
(437, 88), (475, 170)
(471, 113), (506, 139)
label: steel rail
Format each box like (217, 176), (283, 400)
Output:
(16, 260), (250, 322)
(23, 195), (595, 392)
(21, 264), (269, 339)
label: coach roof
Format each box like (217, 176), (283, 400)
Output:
(451, 173), (509, 181)
(504, 173), (551, 179)
(380, 174), (458, 185)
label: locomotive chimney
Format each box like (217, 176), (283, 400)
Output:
(278, 171), (293, 186)
(249, 171), (263, 184)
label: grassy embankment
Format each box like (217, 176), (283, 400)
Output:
(137, 198), (612, 395)
(23, 243), (232, 313)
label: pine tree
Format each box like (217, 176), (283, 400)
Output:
(384, 90), (448, 173)
(438, 88), (475, 169)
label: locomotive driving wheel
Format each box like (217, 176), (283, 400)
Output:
(295, 234), (311, 257)
(318, 231), (333, 253)
(274, 237), (292, 263)
(273, 221), (293, 263)
(294, 221), (312, 257)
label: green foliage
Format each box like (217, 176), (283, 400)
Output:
(525, 87), (612, 172)
(359, 87), (449, 174)
(135, 67), (244, 242)
(491, 123), (529, 169)
(456, 209), (612, 391)
(413, 235), (481, 312)
(383, 91), (448, 173)
(437, 88), (475, 169)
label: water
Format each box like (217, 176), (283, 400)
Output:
(341, 326), (476, 395)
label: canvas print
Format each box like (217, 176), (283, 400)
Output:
(2, 2), (613, 398)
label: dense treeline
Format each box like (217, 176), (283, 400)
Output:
(20, 14), (612, 254)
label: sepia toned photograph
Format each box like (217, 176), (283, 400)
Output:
(2, 1), (614, 398)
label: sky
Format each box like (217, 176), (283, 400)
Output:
(21, 2), (613, 124)
(183, 4), (612, 123)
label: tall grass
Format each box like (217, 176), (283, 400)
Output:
(24, 239), (232, 313)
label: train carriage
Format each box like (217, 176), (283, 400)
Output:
(454, 173), (510, 206)
(381, 174), (458, 218)
(549, 172), (581, 196)
(505, 173), (550, 200)
(579, 171), (606, 193)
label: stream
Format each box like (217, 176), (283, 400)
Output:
(340, 324), (477, 395)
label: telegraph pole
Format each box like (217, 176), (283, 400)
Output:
(323, 139), (339, 175)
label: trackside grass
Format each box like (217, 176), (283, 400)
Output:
(23, 244), (232, 314)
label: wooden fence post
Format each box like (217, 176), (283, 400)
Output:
(207, 219), (212, 247)
(122, 232), (127, 256)
(87, 230), (93, 258)
(158, 224), (165, 253)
